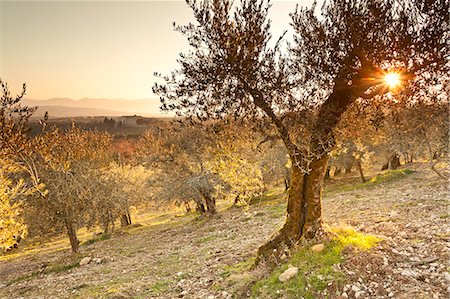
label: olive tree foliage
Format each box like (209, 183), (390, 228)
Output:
(205, 124), (266, 205)
(30, 127), (112, 253)
(154, 0), (292, 120)
(93, 162), (154, 233)
(152, 0), (299, 227)
(139, 123), (270, 212)
(381, 94), (449, 177)
(138, 125), (221, 214)
(329, 105), (380, 181)
(25, 127), (154, 252)
(0, 170), (33, 251)
(352, 73), (450, 172)
(0, 80), (42, 251)
(153, 0), (448, 263)
(258, 139), (289, 190)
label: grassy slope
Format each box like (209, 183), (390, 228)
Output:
(0, 168), (419, 298)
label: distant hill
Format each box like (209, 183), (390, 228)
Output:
(30, 106), (128, 118)
(22, 98), (169, 118)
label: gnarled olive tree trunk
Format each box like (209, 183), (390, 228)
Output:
(255, 83), (356, 264)
(255, 156), (329, 263)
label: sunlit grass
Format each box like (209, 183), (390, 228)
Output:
(148, 281), (170, 295)
(197, 235), (218, 244)
(251, 227), (382, 298)
(369, 169), (414, 185)
(0, 205), (196, 262)
(0, 237), (74, 262)
(325, 169), (414, 194)
(1, 168), (404, 264)
(331, 226), (382, 250)
(247, 186), (286, 206)
(221, 257), (256, 278)
(82, 233), (111, 246)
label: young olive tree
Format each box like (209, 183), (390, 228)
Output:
(139, 125), (221, 214)
(153, 0), (448, 263)
(93, 163), (154, 232)
(32, 127), (111, 253)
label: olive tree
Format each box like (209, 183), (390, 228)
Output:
(93, 163), (154, 232)
(154, 0), (448, 263)
(32, 127), (111, 253)
(139, 125), (222, 214)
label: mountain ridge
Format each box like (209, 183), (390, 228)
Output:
(22, 97), (169, 118)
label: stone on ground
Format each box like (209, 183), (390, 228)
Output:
(311, 243), (325, 253)
(79, 257), (92, 266)
(278, 266), (299, 282)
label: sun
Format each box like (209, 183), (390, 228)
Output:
(384, 72), (401, 88)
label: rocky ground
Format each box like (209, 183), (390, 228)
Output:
(326, 164), (449, 299)
(0, 162), (448, 299)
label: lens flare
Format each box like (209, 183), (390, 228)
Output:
(384, 73), (401, 88)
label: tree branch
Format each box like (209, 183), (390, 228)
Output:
(246, 87), (299, 161)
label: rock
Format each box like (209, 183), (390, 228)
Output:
(401, 269), (418, 277)
(278, 266), (299, 282)
(221, 291), (232, 299)
(280, 253), (287, 261)
(351, 285), (361, 293)
(79, 257), (92, 266)
(388, 292), (395, 297)
(389, 211), (399, 217)
(311, 244), (325, 253)
(355, 291), (364, 298)
(180, 290), (188, 296)
(177, 279), (186, 287)
(93, 258), (102, 264)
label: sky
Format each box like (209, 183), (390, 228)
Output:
(0, 0), (314, 102)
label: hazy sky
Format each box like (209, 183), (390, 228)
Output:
(1, 0), (314, 101)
